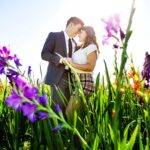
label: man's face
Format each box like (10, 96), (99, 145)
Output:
(70, 23), (83, 37)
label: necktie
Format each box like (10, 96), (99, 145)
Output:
(68, 38), (72, 57)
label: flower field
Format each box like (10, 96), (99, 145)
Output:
(0, 0), (150, 149)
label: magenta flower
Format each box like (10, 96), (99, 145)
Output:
(101, 14), (125, 46)
(102, 14), (120, 33)
(102, 36), (109, 45)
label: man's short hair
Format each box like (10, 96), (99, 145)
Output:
(66, 17), (84, 27)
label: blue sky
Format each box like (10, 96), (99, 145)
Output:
(0, 0), (150, 81)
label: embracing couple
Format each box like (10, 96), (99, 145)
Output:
(41, 17), (99, 117)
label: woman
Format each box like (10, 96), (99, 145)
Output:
(66, 26), (99, 117)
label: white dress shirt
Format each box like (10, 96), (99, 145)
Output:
(63, 31), (75, 57)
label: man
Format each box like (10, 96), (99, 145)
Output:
(41, 17), (84, 113)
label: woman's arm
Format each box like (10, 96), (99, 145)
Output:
(69, 51), (97, 71)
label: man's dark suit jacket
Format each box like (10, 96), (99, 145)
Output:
(41, 31), (69, 86)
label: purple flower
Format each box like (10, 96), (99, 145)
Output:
(113, 44), (123, 49)
(119, 28), (125, 40)
(0, 50), (8, 74)
(0, 47), (13, 74)
(21, 102), (49, 122)
(7, 69), (19, 84)
(113, 44), (119, 49)
(0, 47), (22, 75)
(5, 89), (23, 110)
(14, 54), (22, 66)
(0, 46), (50, 123)
(37, 112), (49, 120)
(55, 104), (62, 113)
(141, 52), (150, 86)
(5, 89), (49, 123)
(7, 69), (19, 76)
(36, 79), (39, 85)
(23, 85), (38, 99)
(28, 66), (32, 75)
(52, 125), (63, 132)
(11, 75), (29, 90)
(0, 46), (13, 61)
(0, 61), (5, 74)
(36, 92), (48, 106)
(21, 102), (37, 122)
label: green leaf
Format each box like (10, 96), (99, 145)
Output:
(120, 120), (136, 149)
(95, 72), (100, 92)
(127, 125), (139, 150)
(103, 60), (113, 100)
(92, 134), (99, 150)
(108, 124), (115, 145)
(43, 120), (54, 150)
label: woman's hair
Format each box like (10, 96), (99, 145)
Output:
(76, 26), (99, 53)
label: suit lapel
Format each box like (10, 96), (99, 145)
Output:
(72, 38), (77, 53)
(60, 31), (67, 57)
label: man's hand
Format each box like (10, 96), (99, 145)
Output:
(62, 57), (68, 65)
(66, 58), (72, 63)
(59, 56), (73, 66)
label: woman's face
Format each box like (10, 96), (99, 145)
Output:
(78, 30), (87, 43)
